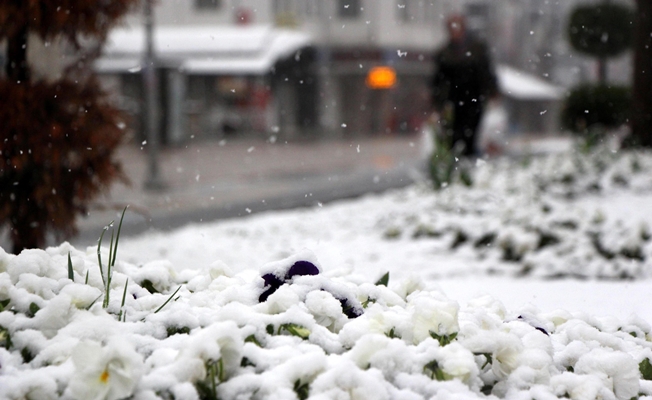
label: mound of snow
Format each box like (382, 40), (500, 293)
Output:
(2, 245), (652, 399)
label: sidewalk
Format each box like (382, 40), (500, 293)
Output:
(66, 131), (573, 247)
(71, 135), (426, 246)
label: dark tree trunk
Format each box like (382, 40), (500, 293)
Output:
(629, 0), (652, 147)
(5, 24), (30, 83)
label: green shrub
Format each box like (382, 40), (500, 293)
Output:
(568, 3), (634, 59)
(561, 84), (630, 136)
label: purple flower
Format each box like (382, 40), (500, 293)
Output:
(337, 297), (363, 319)
(285, 261), (320, 280)
(258, 273), (283, 302)
(257, 260), (363, 318)
(258, 261), (319, 303)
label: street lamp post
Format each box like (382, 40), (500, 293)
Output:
(143, 0), (166, 190)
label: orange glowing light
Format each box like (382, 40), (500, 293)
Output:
(366, 66), (397, 89)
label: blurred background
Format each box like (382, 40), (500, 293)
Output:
(11, 0), (633, 143)
(0, 0), (641, 247)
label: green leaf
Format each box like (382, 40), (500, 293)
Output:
(294, 379), (310, 400)
(423, 359), (446, 381)
(480, 383), (494, 396)
(196, 358), (224, 400)
(166, 326), (191, 337)
(245, 334), (262, 347)
(27, 302), (40, 318)
(385, 327), (399, 339)
(280, 324), (311, 340)
(0, 326), (12, 349)
(430, 331), (458, 347)
(477, 352), (493, 369)
(240, 357), (255, 368)
(0, 299), (10, 312)
(640, 358), (652, 380)
(375, 272), (389, 287)
(140, 279), (159, 294)
(21, 347), (34, 363)
(67, 252), (74, 281)
(361, 297), (376, 308)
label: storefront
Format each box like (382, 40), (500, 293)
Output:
(95, 25), (312, 144)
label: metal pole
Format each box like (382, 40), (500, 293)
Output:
(143, 0), (166, 190)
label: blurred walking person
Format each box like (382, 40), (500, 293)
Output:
(430, 14), (498, 157)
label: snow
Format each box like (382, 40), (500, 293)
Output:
(497, 65), (566, 100)
(96, 25), (311, 75)
(2, 147), (652, 399)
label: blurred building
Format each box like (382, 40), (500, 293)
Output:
(94, 0), (633, 143)
(96, 0), (449, 143)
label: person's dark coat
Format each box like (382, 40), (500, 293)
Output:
(431, 36), (498, 156)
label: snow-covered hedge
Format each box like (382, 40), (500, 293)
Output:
(380, 149), (652, 280)
(2, 244), (652, 400)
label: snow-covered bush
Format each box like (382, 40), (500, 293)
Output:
(385, 148), (652, 279)
(2, 244), (652, 399)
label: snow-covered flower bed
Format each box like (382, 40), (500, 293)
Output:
(2, 244), (652, 400)
(381, 149), (652, 280)
(3, 147), (652, 399)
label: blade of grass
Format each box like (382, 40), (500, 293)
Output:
(85, 294), (103, 310)
(154, 286), (182, 314)
(67, 252), (74, 281)
(108, 229), (115, 271)
(84, 270), (89, 285)
(120, 278), (129, 308)
(103, 230), (115, 309)
(96, 224), (111, 285)
(118, 278), (129, 322)
(111, 206), (128, 267)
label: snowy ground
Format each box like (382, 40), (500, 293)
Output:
(117, 147), (652, 321)
(2, 146), (652, 399)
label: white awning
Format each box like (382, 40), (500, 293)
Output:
(497, 65), (565, 101)
(96, 25), (312, 75)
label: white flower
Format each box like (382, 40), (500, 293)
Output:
(574, 348), (640, 400)
(492, 340), (522, 379)
(305, 290), (345, 331)
(406, 291), (459, 344)
(437, 342), (479, 384)
(68, 340), (143, 400)
(208, 260), (234, 279)
(265, 285), (300, 314)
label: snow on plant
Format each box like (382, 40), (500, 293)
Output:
(382, 147), (652, 280)
(3, 243), (652, 399)
(66, 339), (143, 400)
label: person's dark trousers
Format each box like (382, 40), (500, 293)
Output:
(451, 104), (483, 157)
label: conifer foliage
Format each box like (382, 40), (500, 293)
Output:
(0, 1), (140, 254)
